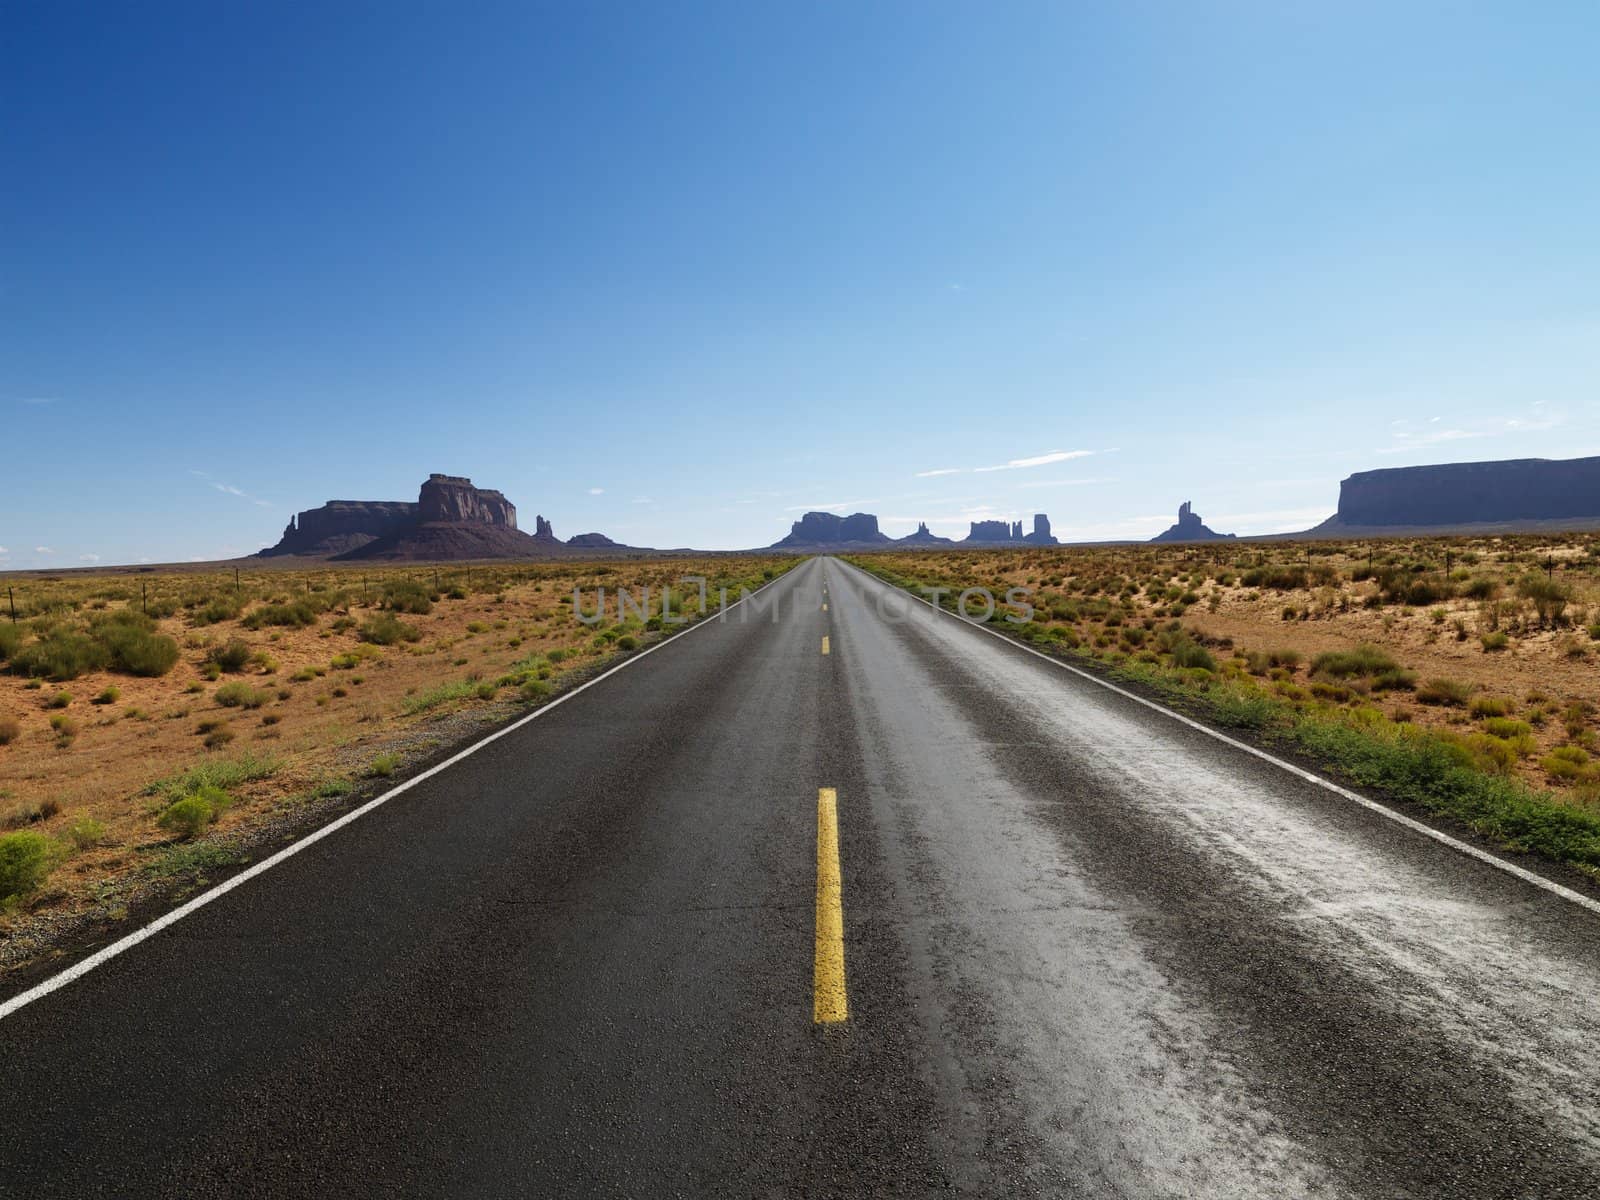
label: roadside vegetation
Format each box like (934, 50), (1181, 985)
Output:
(847, 536), (1600, 882)
(0, 555), (797, 947)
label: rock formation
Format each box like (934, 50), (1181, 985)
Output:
(418, 474), (517, 527)
(1151, 501), (1236, 543)
(260, 475), (633, 560)
(1024, 514), (1058, 545)
(895, 522), (954, 546)
(1312, 456), (1600, 531)
(964, 520), (1014, 543)
(963, 514), (1055, 544)
(773, 511), (891, 548)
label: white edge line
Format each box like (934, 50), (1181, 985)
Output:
(833, 557), (1600, 918)
(0, 563), (807, 1022)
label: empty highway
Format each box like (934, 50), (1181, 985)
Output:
(3, 556), (1599, 1197)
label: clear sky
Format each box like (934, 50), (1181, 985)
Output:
(5, 2), (1599, 567)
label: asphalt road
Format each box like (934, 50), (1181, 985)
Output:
(4, 555), (1600, 1197)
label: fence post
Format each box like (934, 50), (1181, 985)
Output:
(7, 587), (14, 624)
(234, 567), (240, 594)
(141, 580), (147, 615)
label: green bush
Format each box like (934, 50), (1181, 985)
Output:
(93, 685), (121, 705)
(1311, 645), (1399, 678)
(215, 681), (269, 709)
(1169, 639), (1216, 672)
(1517, 574), (1572, 626)
(242, 601), (318, 629)
(359, 613), (421, 646)
(66, 817), (105, 850)
(0, 830), (53, 903)
(156, 784), (232, 839)
(1240, 566), (1308, 590)
(209, 639), (252, 673)
(0, 716), (19, 745)
(0, 623), (21, 662)
(10, 627), (106, 680)
(382, 580), (434, 615)
(1417, 678), (1473, 707)
(93, 610), (179, 676)
(366, 752), (400, 778)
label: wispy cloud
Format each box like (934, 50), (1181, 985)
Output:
(631, 496), (656, 505)
(587, 487), (605, 495)
(191, 469), (271, 506)
(1015, 476), (1117, 489)
(917, 449), (1101, 477)
(34, 546), (54, 555)
(0, 545), (9, 556)
(18, 396), (57, 407)
(79, 553), (101, 563)
(1379, 410), (1562, 455)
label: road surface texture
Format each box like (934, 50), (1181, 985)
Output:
(3, 556), (1599, 1197)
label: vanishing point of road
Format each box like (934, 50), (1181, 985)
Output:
(3, 557), (1599, 1197)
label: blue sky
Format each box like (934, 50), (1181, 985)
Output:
(5, 2), (1599, 566)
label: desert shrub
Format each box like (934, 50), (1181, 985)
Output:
(215, 681), (269, 709)
(92, 610), (180, 676)
(359, 613), (421, 646)
(1541, 745), (1591, 781)
(519, 679), (551, 703)
(1311, 645), (1398, 679)
(0, 716), (19, 745)
(9, 627), (106, 680)
(93, 685), (121, 705)
(1241, 566), (1308, 590)
(1417, 678), (1473, 707)
(50, 714), (80, 740)
(156, 784), (231, 839)
(1168, 638), (1216, 672)
(1470, 695), (1515, 719)
(401, 679), (477, 714)
(208, 639), (252, 673)
(67, 817), (105, 849)
(0, 830), (53, 903)
(1517, 574), (1572, 626)
(381, 580), (434, 615)
(0, 623), (21, 662)
(191, 595), (242, 625)
(1207, 688), (1281, 729)
(1370, 669), (1416, 693)
(47, 691), (72, 709)
(203, 726), (236, 749)
(1483, 717), (1533, 741)
(1481, 631), (1510, 652)
(242, 601), (318, 629)
(366, 752), (400, 778)
(1463, 577), (1501, 600)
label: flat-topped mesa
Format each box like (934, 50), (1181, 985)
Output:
(773, 511), (891, 547)
(418, 473), (517, 528)
(257, 473), (636, 559)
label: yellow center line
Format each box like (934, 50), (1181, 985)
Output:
(821, 635), (830, 655)
(822, 602), (828, 612)
(814, 787), (848, 1024)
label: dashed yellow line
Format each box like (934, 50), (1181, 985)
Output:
(821, 635), (830, 655)
(822, 602), (828, 612)
(814, 787), (848, 1023)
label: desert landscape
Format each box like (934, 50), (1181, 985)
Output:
(0, 555), (792, 972)
(847, 533), (1600, 879)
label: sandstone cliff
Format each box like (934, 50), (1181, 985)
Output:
(1316, 456), (1600, 530)
(260, 475), (630, 560)
(773, 511), (891, 547)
